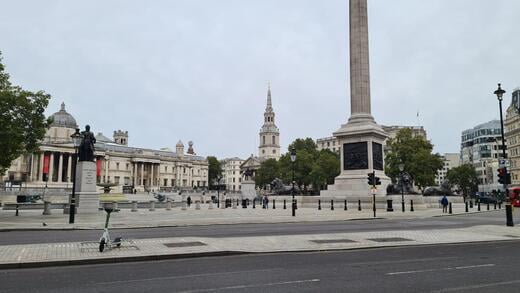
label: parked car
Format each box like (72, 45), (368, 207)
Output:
(476, 196), (498, 204)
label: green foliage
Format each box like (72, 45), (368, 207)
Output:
(0, 52), (51, 175)
(446, 164), (479, 199)
(207, 156), (222, 189)
(255, 158), (279, 188)
(385, 128), (443, 191)
(257, 138), (340, 193)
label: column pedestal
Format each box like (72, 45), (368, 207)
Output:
(76, 161), (99, 214)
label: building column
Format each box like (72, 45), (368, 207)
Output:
(39, 153), (44, 182)
(105, 157), (109, 183)
(49, 152), (55, 182)
(141, 162), (144, 186)
(67, 153), (72, 182)
(57, 153), (63, 182)
(151, 163), (155, 187)
(133, 163), (137, 186)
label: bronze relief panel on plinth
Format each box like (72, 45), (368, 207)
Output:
(343, 142), (368, 170)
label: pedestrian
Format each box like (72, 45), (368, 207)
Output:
(441, 195), (449, 213)
(265, 195), (269, 209)
(187, 196), (192, 207)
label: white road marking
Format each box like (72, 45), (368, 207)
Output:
(431, 279), (520, 292)
(386, 263), (495, 275)
(175, 279), (321, 293)
(95, 268), (282, 285)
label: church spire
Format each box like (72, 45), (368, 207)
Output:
(266, 82), (273, 112)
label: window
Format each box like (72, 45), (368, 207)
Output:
(272, 136), (275, 144)
(126, 163), (129, 170)
(262, 150), (265, 154)
(164, 179), (167, 186)
(124, 177), (130, 185)
(263, 136), (266, 144)
(272, 150), (276, 154)
(171, 179), (175, 186)
(116, 163), (119, 170)
(165, 166), (167, 172)
(183, 167), (186, 174)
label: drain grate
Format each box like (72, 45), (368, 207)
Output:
(164, 241), (207, 248)
(311, 239), (357, 244)
(367, 237), (413, 243)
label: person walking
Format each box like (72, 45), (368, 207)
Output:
(187, 196), (192, 207)
(441, 195), (449, 213)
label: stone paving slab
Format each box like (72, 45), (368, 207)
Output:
(1, 225), (519, 269)
(0, 204), (495, 230)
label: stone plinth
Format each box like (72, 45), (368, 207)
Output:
(240, 181), (257, 200)
(75, 161), (99, 214)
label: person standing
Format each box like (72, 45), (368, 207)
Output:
(441, 195), (449, 213)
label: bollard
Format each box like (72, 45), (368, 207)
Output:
(499, 202), (502, 209)
(487, 203), (490, 211)
(478, 201), (481, 211)
(15, 204), (19, 216)
(43, 201), (52, 215)
(318, 199), (321, 210)
(283, 199), (287, 209)
(166, 200), (172, 211)
(494, 202), (497, 210)
(470, 200), (474, 209)
(149, 201), (155, 211)
(295, 199), (298, 210)
(331, 200), (334, 211)
(358, 200), (361, 211)
(410, 200), (414, 212)
(344, 200), (348, 211)
(386, 199), (393, 212)
(273, 199), (276, 209)
(131, 201), (138, 212)
(506, 204), (514, 226)
(253, 198), (256, 209)
(465, 202), (469, 213)
(448, 202), (453, 214)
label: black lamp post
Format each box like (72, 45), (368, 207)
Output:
(398, 162), (405, 212)
(494, 83), (514, 227)
(290, 147), (296, 217)
(216, 174), (222, 208)
(69, 128), (81, 224)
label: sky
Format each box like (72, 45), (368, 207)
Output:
(1, 0), (519, 159)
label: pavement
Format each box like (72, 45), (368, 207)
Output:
(0, 203), (517, 270)
(0, 202), (495, 230)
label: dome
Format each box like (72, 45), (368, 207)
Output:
(176, 140), (184, 147)
(49, 102), (78, 129)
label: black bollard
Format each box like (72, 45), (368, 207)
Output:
(283, 199), (287, 210)
(494, 202), (497, 210)
(331, 200), (334, 211)
(386, 199), (394, 212)
(487, 203), (490, 211)
(478, 202), (481, 211)
(499, 202), (502, 209)
(506, 204), (514, 226)
(410, 200), (414, 212)
(449, 202), (453, 214)
(295, 199), (298, 210)
(344, 200), (347, 211)
(318, 199), (321, 210)
(15, 204), (19, 216)
(253, 199), (256, 209)
(470, 200), (473, 209)
(273, 199), (276, 209)
(465, 202), (469, 213)
(358, 199), (361, 211)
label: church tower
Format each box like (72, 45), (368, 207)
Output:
(259, 84), (281, 160)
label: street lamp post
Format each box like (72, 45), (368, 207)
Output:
(290, 147), (296, 217)
(69, 128), (81, 224)
(216, 175), (222, 208)
(399, 162), (405, 212)
(494, 83), (514, 227)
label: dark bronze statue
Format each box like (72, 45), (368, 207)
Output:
(78, 125), (96, 162)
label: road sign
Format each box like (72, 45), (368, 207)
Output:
(371, 187), (377, 195)
(499, 159), (511, 168)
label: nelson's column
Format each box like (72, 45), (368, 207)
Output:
(321, 0), (390, 199)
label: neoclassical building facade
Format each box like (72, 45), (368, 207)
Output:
(2, 103), (209, 193)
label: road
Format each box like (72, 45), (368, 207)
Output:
(1, 240), (518, 292)
(0, 210), (514, 245)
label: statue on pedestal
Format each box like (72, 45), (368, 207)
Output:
(78, 125), (96, 162)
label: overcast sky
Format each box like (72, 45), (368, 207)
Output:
(1, 0), (519, 159)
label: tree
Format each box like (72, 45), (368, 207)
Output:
(0, 52), (51, 176)
(446, 164), (479, 201)
(385, 128), (443, 192)
(278, 138), (319, 193)
(310, 149), (340, 191)
(255, 158), (279, 189)
(207, 156), (222, 189)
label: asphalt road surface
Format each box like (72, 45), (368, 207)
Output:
(1, 240), (519, 292)
(0, 210), (515, 245)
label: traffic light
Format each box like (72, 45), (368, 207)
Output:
(498, 168), (508, 185)
(374, 176), (381, 185)
(367, 173), (374, 185)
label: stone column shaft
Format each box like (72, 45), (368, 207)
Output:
(49, 153), (55, 182)
(39, 153), (44, 182)
(350, 0), (371, 115)
(57, 153), (63, 182)
(141, 163), (144, 186)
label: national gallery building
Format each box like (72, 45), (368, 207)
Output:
(2, 103), (209, 193)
